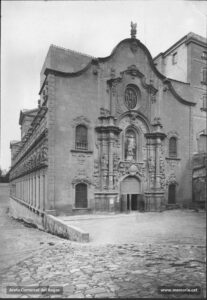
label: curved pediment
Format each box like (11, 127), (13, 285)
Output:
(43, 38), (196, 107)
(98, 38), (165, 80)
(44, 38), (164, 80)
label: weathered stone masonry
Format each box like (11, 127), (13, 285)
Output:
(10, 26), (207, 222)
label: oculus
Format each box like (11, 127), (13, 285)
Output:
(125, 85), (138, 110)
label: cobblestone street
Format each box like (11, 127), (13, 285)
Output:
(0, 195), (206, 299)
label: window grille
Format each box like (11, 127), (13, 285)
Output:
(169, 137), (177, 157)
(75, 183), (87, 208)
(75, 125), (88, 150)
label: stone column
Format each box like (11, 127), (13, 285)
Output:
(25, 176), (28, 203)
(22, 179), (24, 201)
(38, 173), (41, 209)
(39, 173), (43, 210)
(28, 176), (30, 204)
(47, 73), (56, 212)
(155, 137), (161, 189)
(28, 177), (29, 203)
(36, 173), (39, 210)
(19, 180), (21, 199)
(30, 176), (32, 205)
(44, 173), (47, 211)
(25, 178), (27, 203)
(33, 174), (36, 207)
(100, 133), (104, 191)
(108, 131), (114, 190)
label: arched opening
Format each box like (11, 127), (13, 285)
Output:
(75, 125), (88, 150)
(75, 183), (88, 208)
(125, 128), (137, 161)
(169, 137), (177, 158)
(168, 184), (176, 204)
(120, 176), (144, 212)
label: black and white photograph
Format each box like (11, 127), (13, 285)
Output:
(0, 0), (206, 299)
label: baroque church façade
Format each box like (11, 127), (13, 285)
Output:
(9, 24), (207, 218)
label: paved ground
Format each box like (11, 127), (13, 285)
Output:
(0, 195), (206, 299)
(59, 210), (206, 245)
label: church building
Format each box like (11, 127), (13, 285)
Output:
(9, 24), (207, 219)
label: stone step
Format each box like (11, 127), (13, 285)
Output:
(166, 204), (181, 210)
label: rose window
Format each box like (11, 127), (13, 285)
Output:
(124, 86), (137, 110)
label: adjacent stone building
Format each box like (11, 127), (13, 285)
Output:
(10, 25), (207, 219)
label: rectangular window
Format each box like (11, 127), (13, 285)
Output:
(201, 51), (207, 60)
(172, 52), (177, 65)
(75, 125), (88, 150)
(201, 94), (207, 111)
(201, 68), (207, 85)
(169, 137), (177, 157)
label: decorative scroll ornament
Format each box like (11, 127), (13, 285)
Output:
(166, 174), (177, 185)
(9, 140), (48, 180)
(118, 161), (144, 177)
(72, 177), (92, 188)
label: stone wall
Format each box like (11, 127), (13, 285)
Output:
(9, 197), (44, 229)
(44, 214), (89, 242)
(9, 197), (89, 242)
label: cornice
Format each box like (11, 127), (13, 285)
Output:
(43, 38), (195, 107)
(43, 39), (166, 81)
(10, 128), (48, 172)
(95, 125), (122, 134)
(98, 38), (166, 80)
(185, 37), (207, 48)
(164, 79), (196, 106)
(118, 110), (152, 133)
(44, 59), (96, 78)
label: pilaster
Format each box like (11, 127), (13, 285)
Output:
(47, 74), (56, 211)
(144, 119), (167, 211)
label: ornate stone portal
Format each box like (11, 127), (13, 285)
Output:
(95, 110), (167, 212)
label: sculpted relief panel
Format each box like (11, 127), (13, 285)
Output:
(119, 113), (148, 135)
(10, 137), (48, 180)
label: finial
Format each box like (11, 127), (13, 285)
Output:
(130, 22), (137, 39)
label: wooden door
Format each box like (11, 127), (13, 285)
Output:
(75, 183), (87, 208)
(168, 184), (176, 204)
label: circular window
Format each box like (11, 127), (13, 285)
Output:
(124, 86), (138, 110)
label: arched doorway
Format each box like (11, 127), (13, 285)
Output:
(75, 183), (88, 208)
(168, 184), (176, 204)
(120, 176), (144, 212)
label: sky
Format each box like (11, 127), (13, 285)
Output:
(1, 0), (207, 171)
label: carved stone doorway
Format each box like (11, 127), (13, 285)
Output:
(125, 194), (145, 211)
(168, 184), (176, 204)
(120, 176), (143, 212)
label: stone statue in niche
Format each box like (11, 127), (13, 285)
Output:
(101, 154), (108, 169)
(103, 171), (108, 189)
(193, 178), (206, 202)
(113, 153), (119, 170)
(130, 22), (137, 39)
(148, 157), (155, 173)
(125, 130), (136, 161)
